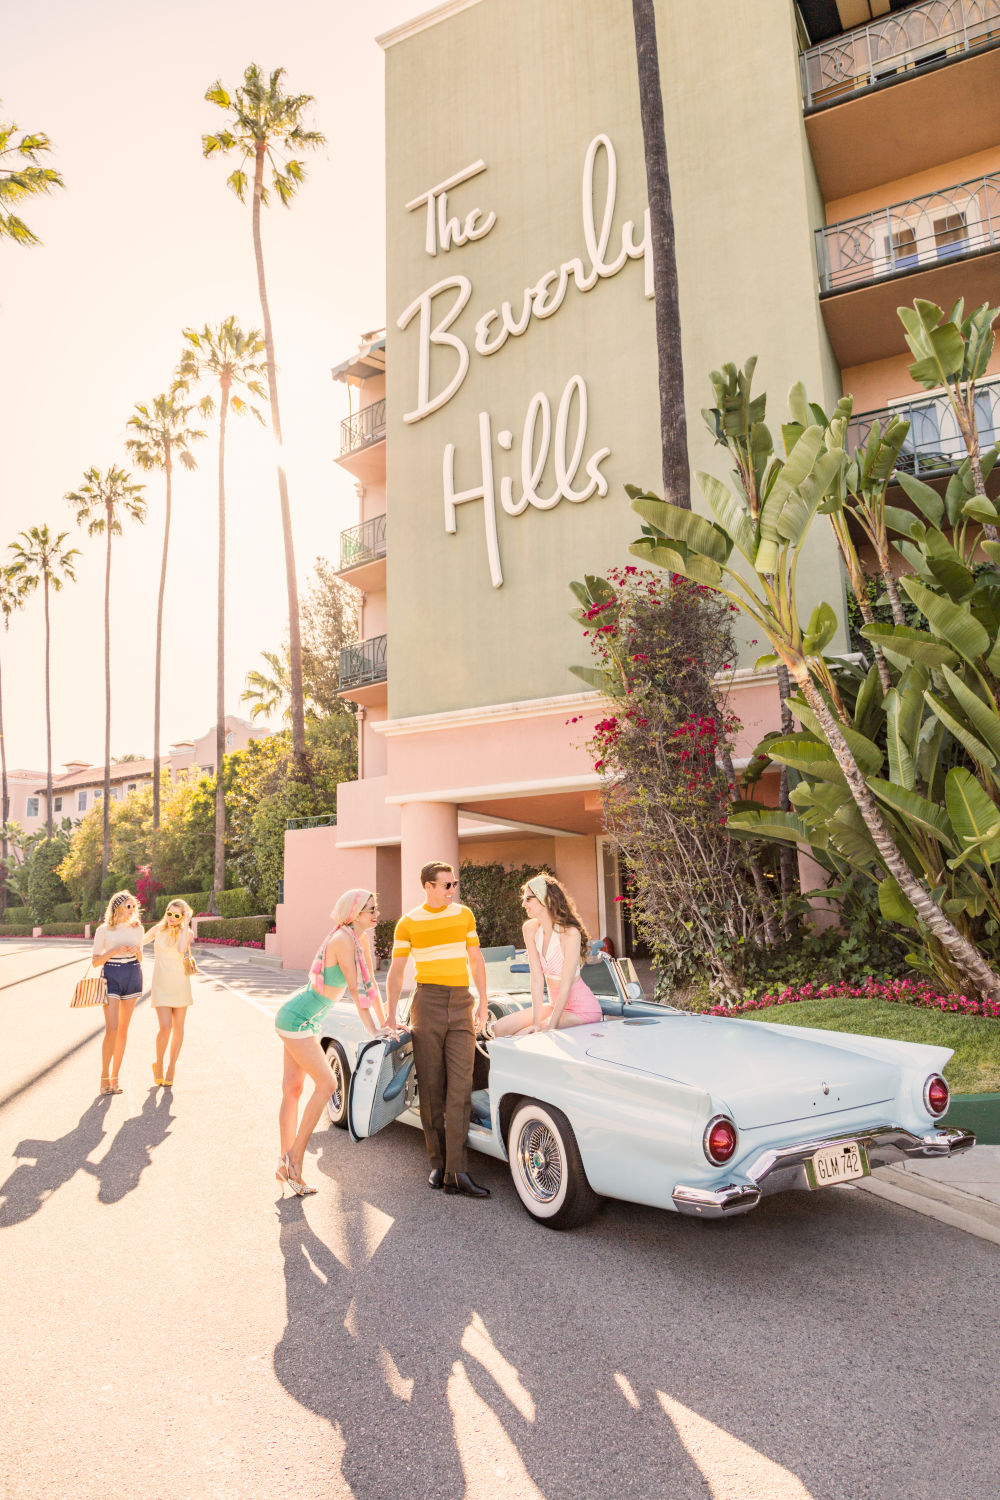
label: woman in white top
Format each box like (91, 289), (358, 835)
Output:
(90, 889), (146, 1094)
(142, 898), (196, 1087)
(492, 873), (603, 1036)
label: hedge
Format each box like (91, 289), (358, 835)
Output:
(0, 923), (32, 936)
(154, 891), (212, 919)
(38, 923), (88, 936)
(216, 887), (257, 919)
(195, 916), (274, 945)
(374, 919), (396, 967)
(51, 902), (81, 922)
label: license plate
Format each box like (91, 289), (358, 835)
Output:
(807, 1141), (868, 1188)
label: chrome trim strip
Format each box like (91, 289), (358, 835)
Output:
(672, 1125), (975, 1217)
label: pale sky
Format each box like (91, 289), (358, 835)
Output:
(1, 0), (419, 773)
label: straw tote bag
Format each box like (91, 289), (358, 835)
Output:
(71, 959), (108, 1008)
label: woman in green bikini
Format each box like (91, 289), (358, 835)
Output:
(274, 888), (383, 1196)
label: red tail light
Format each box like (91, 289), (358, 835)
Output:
(704, 1116), (738, 1164)
(924, 1075), (950, 1117)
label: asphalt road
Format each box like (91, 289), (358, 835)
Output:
(2, 941), (998, 1500)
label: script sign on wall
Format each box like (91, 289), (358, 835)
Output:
(396, 136), (652, 587)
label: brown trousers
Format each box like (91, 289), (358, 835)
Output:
(410, 984), (475, 1175)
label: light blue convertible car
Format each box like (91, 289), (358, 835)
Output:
(319, 957), (974, 1229)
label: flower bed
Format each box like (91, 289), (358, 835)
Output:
(194, 936), (265, 950)
(704, 977), (1000, 1020)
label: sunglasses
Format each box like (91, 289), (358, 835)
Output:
(440, 879), (458, 890)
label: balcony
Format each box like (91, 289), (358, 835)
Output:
(847, 384), (1000, 482)
(286, 813), (337, 831)
(337, 513), (386, 592)
(801, 0), (1000, 198)
(339, 634), (388, 705)
(340, 398), (386, 457)
(801, 0), (1000, 109)
(816, 173), (1000, 365)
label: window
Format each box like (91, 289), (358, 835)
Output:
(94, 789), (103, 801)
(111, 787), (122, 801)
(888, 223), (918, 272)
(126, 783), (137, 795)
(201, 764), (214, 775)
(77, 791), (87, 812)
(26, 797), (39, 818)
(53, 796), (62, 812)
(225, 732), (235, 748)
(934, 211), (970, 261)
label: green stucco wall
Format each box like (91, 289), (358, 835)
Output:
(384, 0), (845, 720)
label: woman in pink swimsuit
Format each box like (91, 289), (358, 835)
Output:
(492, 873), (603, 1036)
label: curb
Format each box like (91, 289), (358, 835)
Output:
(859, 1165), (1000, 1247)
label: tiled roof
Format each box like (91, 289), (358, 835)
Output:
(38, 760), (155, 792)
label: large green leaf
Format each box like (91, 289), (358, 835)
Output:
(853, 663), (885, 741)
(725, 808), (816, 847)
(866, 777), (955, 849)
(924, 689), (997, 770)
(860, 623), (958, 672)
(901, 577), (990, 663)
(938, 665), (1000, 763)
(878, 875), (920, 931)
(945, 766), (1000, 844)
(696, 471), (755, 563)
(827, 799), (879, 868)
(899, 299), (965, 387)
(923, 530), (976, 601)
(883, 689), (914, 790)
(569, 665), (618, 694)
(802, 601), (838, 655)
(764, 734), (845, 783)
(776, 449), (844, 545)
(895, 471), (945, 529)
(630, 497), (732, 565)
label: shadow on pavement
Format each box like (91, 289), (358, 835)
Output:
(0, 1095), (112, 1227)
(93, 1088), (174, 1204)
(270, 1123), (1000, 1500)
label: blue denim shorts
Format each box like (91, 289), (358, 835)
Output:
(104, 960), (143, 998)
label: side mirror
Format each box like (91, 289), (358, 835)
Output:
(625, 981), (643, 1002)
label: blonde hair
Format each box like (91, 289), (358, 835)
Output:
(329, 888), (375, 927)
(160, 898), (194, 945)
(104, 890), (138, 928)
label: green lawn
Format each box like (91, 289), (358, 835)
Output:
(741, 997), (1000, 1095)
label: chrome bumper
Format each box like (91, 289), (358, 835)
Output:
(672, 1124), (976, 1218)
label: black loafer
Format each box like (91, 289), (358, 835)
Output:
(443, 1172), (490, 1198)
(428, 1167), (445, 1189)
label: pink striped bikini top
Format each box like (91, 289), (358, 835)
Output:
(535, 925), (582, 984)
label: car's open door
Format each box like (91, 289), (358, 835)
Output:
(348, 1031), (415, 1142)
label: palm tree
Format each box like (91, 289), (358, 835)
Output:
(178, 318), (267, 907)
(0, 567), (26, 913)
(8, 527), (80, 839)
(0, 104), (64, 245)
(126, 390), (205, 830)
(630, 4), (688, 510)
(242, 649), (294, 723)
(203, 64), (325, 770)
(65, 467), (147, 882)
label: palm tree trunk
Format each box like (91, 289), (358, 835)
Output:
(0, 649), (8, 918)
(212, 391), (229, 908)
(152, 450), (172, 832)
(252, 144), (307, 768)
(957, 395), (1000, 544)
(631, 0), (689, 509)
(775, 663), (798, 930)
(795, 665), (1000, 998)
(43, 571), (53, 841)
(102, 516), (112, 883)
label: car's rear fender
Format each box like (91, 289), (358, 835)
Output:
(490, 1049), (713, 1209)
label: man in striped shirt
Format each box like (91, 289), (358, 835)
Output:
(386, 860), (490, 1198)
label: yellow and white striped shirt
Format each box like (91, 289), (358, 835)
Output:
(392, 903), (479, 987)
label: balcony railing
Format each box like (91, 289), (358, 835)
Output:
(816, 172), (1000, 293)
(286, 813), (337, 831)
(339, 634), (387, 691)
(846, 383), (1000, 480)
(339, 513), (386, 572)
(340, 398), (386, 457)
(801, 0), (1000, 108)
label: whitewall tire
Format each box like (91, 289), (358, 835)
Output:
(507, 1098), (600, 1229)
(323, 1040), (350, 1130)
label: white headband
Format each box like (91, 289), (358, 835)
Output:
(527, 875), (548, 902)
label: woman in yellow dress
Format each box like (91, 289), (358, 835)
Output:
(144, 899), (196, 1087)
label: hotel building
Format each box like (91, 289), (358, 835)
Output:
(273, 0), (1000, 969)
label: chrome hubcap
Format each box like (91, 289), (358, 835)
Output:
(517, 1121), (562, 1203)
(329, 1054), (344, 1116)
